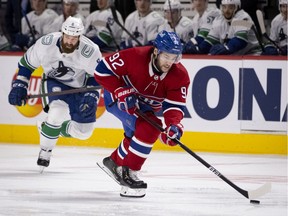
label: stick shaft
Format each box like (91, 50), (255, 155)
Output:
(27, 86), (102, 99)
(135, 109), (250, 199)
(256, 10), (282, 50)
(110, 4), (143, 46)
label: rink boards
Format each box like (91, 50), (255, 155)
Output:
(0, 54), (287, 155)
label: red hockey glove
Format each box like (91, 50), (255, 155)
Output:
(159, 123), (183, 146)
(114, 86), (139, 115)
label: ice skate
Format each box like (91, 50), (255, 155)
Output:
(37, 149), (52, 173)
(121, 166), (147, 189)
(97, 157), (124, 185)
(120, 166), (147, 197)
(120, 186), (146, 198)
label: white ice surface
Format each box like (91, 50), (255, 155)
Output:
(0, 143), (287, 216)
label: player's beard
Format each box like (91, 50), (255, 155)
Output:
(61, 41), (79, 54)
(152, 56), (171, 74)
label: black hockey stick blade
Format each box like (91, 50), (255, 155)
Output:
(135, 109), (271, 200)
(27, 86), (102, 99)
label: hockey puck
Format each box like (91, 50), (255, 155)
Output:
(250, 200), (260, 204)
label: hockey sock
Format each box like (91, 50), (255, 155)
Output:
(59, 120), (72, 137)
(111, 135), (131, 166)
(40, 121), (61, 150)
(123, 136), (153, 171)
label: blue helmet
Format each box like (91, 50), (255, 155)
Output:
(154, 30), (183, 55)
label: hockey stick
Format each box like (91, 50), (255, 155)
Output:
(27, 86), (102, 99)
(22, 9), (36, 45)
(256, 10), (282, 51)
(135, 109), (271, 201)
(110, 3), (143, 46)
(231, 20), (265, 52)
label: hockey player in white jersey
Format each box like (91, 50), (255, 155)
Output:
(158, 0), (194, 45)
(11, 0), (58, 51)
(120, 0), (165, 49)
(186, 0), (260, 55)
(8, 17), (102, 172)
(262, 0), (287, 55)
(84, 0), (123, 51)
(183, 0), (221, 54)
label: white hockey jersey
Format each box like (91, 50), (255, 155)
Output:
(207, 9), (259, 55)
(21, 32), (102, 88)
(121, 10), (165, 47)
(43, 13), (85, 35)
(22, 9), (59, 39)
(84, 8), (123, 49)
(191, 7), (221, 37)
(270, 14), (287, 48)
(158, 16), (194, 43)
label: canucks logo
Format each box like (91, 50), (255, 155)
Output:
(47, 61), (75, 82)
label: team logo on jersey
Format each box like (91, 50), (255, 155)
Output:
(133, 27), (143, 41)
(107, 17), (114, 26)
(154, 75), (159, 80)
(81, 45), (94, 58)
(47, 61), (75, 81)
(41, 34), (53, 45)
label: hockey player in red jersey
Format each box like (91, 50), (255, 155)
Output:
(94, 30), (190, 197)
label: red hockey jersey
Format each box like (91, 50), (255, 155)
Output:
(95, 46), (190, 126)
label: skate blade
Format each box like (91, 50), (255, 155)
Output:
(38, 166), (45, 174)
(96, 161), (122, 185)
(120, 186), (146, 198)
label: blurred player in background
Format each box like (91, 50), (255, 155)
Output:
(8, 17), (102, 172)
(120, 0), (164, 49)
(11, 0), (58, 51)
(262, 0), (287, 55)
(84, 0), (123, 52)
(44, 0), (85, 34)
(95, 30), (190, 197)
(159, 0), (194, 46)
(183, 0), (220, 54)
(187, 0), (261, 55)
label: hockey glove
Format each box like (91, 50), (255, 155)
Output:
(209, 44), (231, 55)
(280, 45), (287, 56)
(114, 86), (139, 115)
(8, 79), (28, 106)
(183, 38), (200, 54)
(159, 124), (183, 146)
(261, 45), (279, 56)
(78, 92), (99, 118)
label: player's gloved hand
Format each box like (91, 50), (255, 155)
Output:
(209, 44), (231, 55)
(78, 92), (99, 118)
(114, 86), (139, 115)
(183, 38), (200, 54)
(261, 45), (279, 56)
(8, 79), (28, 106)
(159, 124), (183, 146)
(14, 33), (29, 49)
(279, 45), (287, 56)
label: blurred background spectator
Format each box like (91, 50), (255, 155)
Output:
(4, 0), (32, 47)
(85, 0), (123, 52)
(43, 0), (85, 34)
(11, 0), (58, 51)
